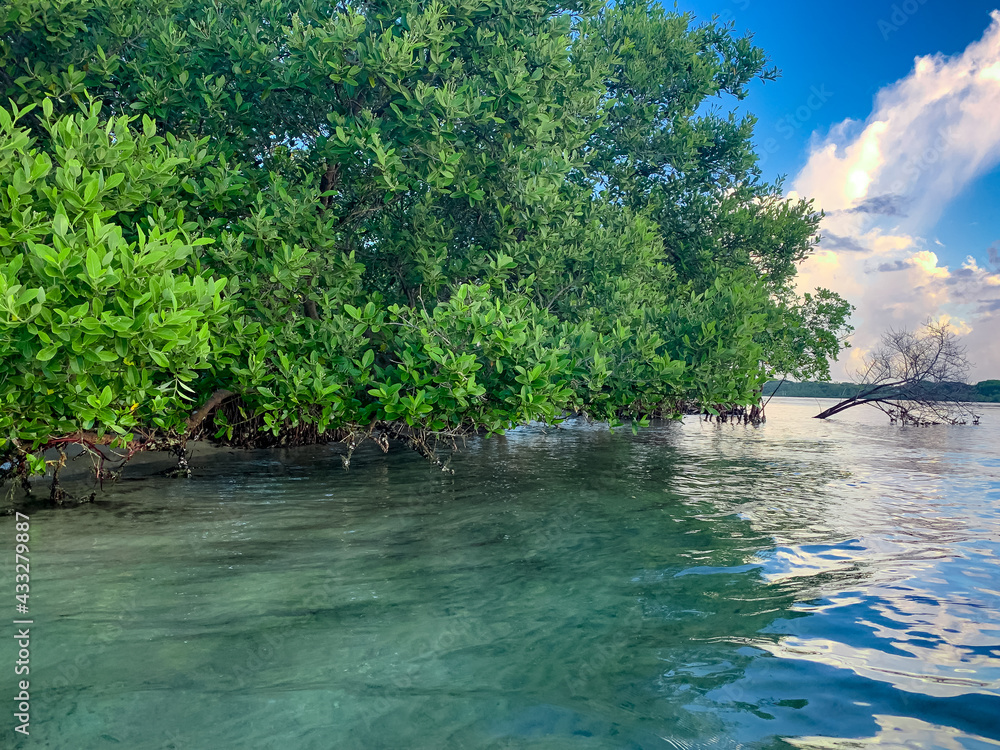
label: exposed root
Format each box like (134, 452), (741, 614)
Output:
(200, 398), (462, 473)
(163, 444), (192, 478)
(202, 398), (345, 448)
(702, 402), (766, 426)
(49, 446), (68, 504)
(873, 399), (979, 426)
(372, 421), (459, 474)
(4, 391), (783, 502)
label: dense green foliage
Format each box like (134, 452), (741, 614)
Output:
(1, 103), (230, 461)
(766, 380), (1000, 403)
(1, 0), (851, 475)
(764, 381), (857, 400)
(977, 380), (1000, 402)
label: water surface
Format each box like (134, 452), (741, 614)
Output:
(3, 398), (1000, 749)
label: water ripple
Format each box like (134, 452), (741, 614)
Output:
(3, 398), (1000, 749)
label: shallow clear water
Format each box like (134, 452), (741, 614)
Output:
(3, 398), (1000, 749)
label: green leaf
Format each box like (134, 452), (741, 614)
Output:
(86, 248), (102, 279)
(35, 346), (58, 362)
(52, 213), (69, 238)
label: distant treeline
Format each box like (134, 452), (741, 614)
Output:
(765, 380), (1000, 403)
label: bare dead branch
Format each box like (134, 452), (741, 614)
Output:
(815, 321), (979, 424)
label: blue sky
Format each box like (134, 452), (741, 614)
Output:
(672, 0), (1000, 378)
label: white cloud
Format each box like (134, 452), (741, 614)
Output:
(793, 11), (1000, 381)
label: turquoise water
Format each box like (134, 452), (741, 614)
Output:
(3, 397), (1000, 749)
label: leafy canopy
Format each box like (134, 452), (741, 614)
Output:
(1, 0), (851, 472)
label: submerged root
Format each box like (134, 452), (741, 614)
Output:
(367, 422), (459, 474)
(7, 393), (781, 500)
(163, 444), (191, 479)
(49, 446), (68, 504)
(703, 402), (766, 426)
(201, 398), (462, 474)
